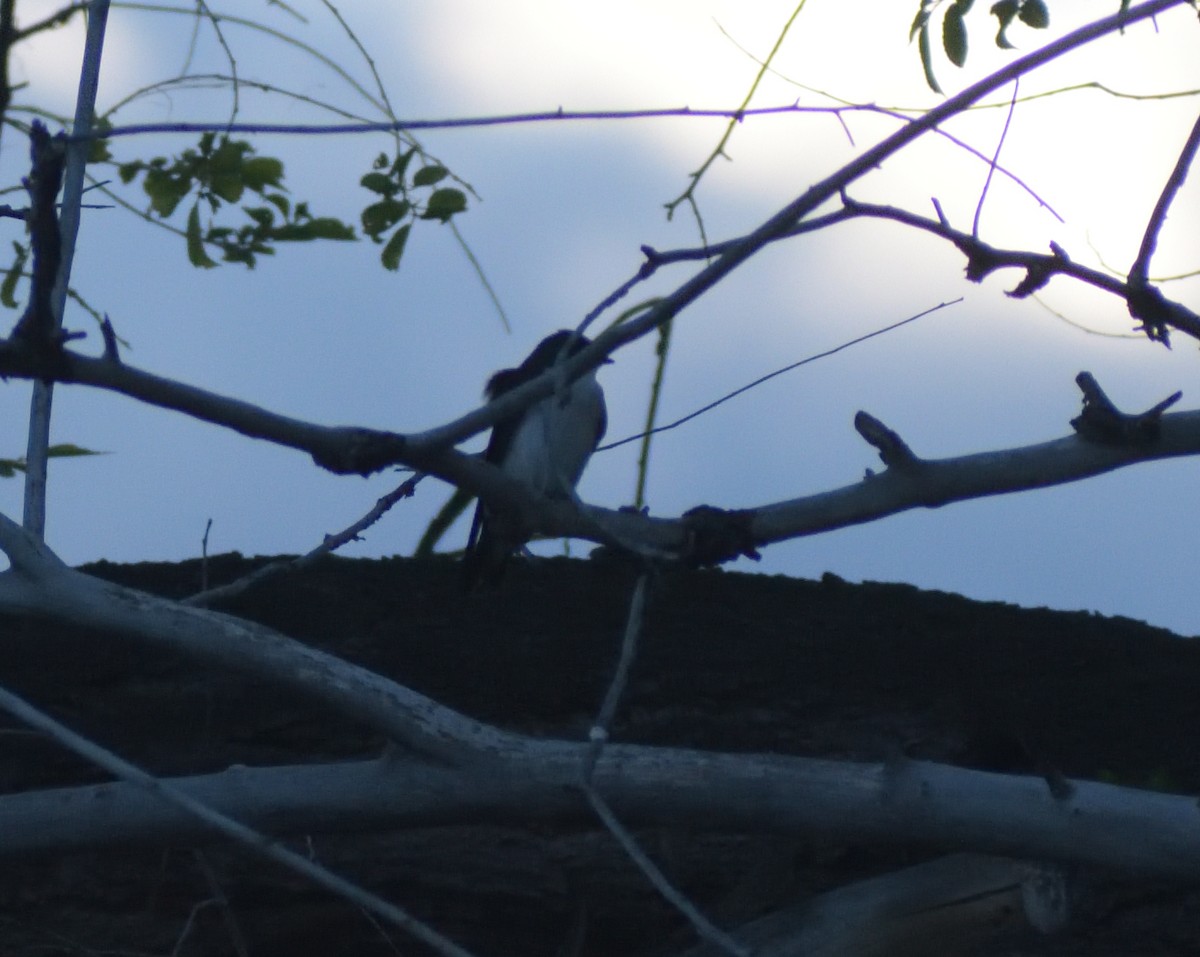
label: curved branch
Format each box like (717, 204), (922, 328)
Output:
(0, 682), (480, 957)
(837, 196), (1200, 342)
(0, 512), (518, 764)
(6, 332), (1200, 563)
(1128, 111), (1200, 289)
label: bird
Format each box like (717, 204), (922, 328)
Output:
(462, 330), (609, 588)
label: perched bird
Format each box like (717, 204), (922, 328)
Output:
(463, 330), (609, 588)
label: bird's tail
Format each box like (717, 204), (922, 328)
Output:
(461, 501), (511, 590)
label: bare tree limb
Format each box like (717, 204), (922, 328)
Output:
(0, 681), (480, 957)
(6, 324), (1200, 564)
(678, 854), (1067, 957)
(567, 0), (1193, 368)
(2, 742), (1200, 880)
(0, 511), (519, 764)
(1126, 110), (1200, 342)
(22, 1), (109, 540)
(185, 476), (419, 607)
(833, 196), (1200, 341)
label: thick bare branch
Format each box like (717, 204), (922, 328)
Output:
(6, 327), (1200, 563)
(2, 744), (1200, 880)
(0, 512), (519, 764)
(0, 682), (480, 957)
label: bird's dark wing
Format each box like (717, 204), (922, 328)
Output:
(462, 364), (525, 588)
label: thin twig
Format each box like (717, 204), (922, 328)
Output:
(973, 77), (1020, 238)
(185, 477), (419, 606)
(581, 783), (751, 957)
(716, 28), (1063, 221)
(0, 681), (481, 957)
(582, 573), (650, 779)
(600, 299), (961, 452)
(579, 573), (749, 956)
(80, 103), (852, 142)
(191, 850), (250, 957)
(113, 1), (386, 115)
(194, 0), (240, 128)
(23, 0), (109, 540)
(1128, 111), (1200, 287)
(665, 1), (811, 222)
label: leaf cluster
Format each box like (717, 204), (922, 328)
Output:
(114, 132), (355, 268)
(911, 0), (1050, 92)
(360, 148), (468, 271)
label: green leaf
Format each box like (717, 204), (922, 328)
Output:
(0, 459), (22, 477)
(361, 198), (410, 238)
(186, 203), (218, 268)
(243, 205), (276, 228)
(46, 443), (104, 460)
(210, 172), (244, 204)
(301, 217), (356, 241)
(143, 167), (191, 218)
(117, 161), (143, 184)
(1018, 0), (1049, 28)
(84, 114), (113, 163)
(242, 156), (285, 191)
(381, 223), (411, 271)
(990, 0), (1019, 48)
(415, 486), (473, 556)
(391, 148), (416, 180)
(209, 136), (250, 172)
(360, 171), (397, 196)
(88, 136), (112, 164)
(909, 4), (931, 42)
(421, 187), (467, 222)
(1, 242), (28, 308)
(943, 6), (968, 67)
(918, 23), (943, 94)
(412, 164), (449, 187)
(265, 192), (290, 217)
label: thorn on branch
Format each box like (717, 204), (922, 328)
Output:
(1070, 372), (1181, 446)
(931, 197), (949, 228)
(855, 412), (920, 469)
(1042, 767), (1075, 802)
(100, 314), (121, 362)
(679, 505), (761, 567)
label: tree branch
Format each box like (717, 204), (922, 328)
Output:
(837, 195), (1200, 342)
(0, 681), (480, 957)
(2, 743), (1199, 880)
(567, 0), (1192, 368)
(0, 511), (518, 764)
(1128, 111), (1200, 290)
(6, 327), (1200, 565)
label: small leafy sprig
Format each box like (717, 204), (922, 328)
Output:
(912, 0), (1050, 93)
(360, 148), (468, 271)
(114, 132), (355, 268)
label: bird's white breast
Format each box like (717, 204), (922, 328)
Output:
(502, 372), (605, 497)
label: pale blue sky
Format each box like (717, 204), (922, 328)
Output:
(2, 1), (1198, 633)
